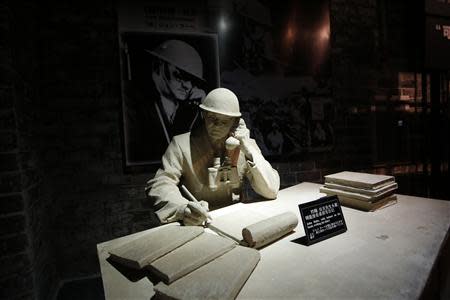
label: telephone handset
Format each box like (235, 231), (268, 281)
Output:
(207, 118), (246, 197)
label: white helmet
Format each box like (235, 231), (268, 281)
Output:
(200, 88), (241, 117)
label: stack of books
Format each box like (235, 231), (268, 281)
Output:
(320, 171), (398, 211)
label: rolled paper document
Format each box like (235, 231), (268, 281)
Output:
(242, 212), (298, 249)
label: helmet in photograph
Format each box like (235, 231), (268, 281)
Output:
(146, 40), (204, 81)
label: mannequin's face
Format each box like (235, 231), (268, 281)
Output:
(204, 111), (236, 142)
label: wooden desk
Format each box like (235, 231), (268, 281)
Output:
(97, 182), (450, 299)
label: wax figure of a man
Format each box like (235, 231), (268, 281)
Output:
(146, 88), (280, 225)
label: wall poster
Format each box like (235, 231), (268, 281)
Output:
(117, 0), (333, 172)
(117, 0), (219, 171)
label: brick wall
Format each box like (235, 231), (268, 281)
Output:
(37, 1), (161, 280)
(0, 1), (58, 299)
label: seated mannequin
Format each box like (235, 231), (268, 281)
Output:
(146, 88), (280, 225)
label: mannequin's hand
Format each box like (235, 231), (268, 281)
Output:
(183, 201), (210, 226)
(232, 119), (254, 161)
(233, 119), (250, 141)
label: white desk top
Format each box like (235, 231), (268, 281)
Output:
(97, 182), (450, 299)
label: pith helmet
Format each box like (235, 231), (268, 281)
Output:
(200, 88), (241, 117)
(146, 40), (204, 81)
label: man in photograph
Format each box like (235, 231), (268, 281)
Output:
(147, 39), (207, 140)
(125, 39), (207, 165)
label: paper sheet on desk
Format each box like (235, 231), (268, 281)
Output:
(208, 205), (299, 248)
(208, 209), (268, 243)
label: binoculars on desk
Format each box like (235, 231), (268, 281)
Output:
(208, 156), (241, 201)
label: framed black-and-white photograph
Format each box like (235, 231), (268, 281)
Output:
(119, 32), (220, 171)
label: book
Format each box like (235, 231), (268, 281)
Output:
(336, 194), (397, 212)
(324, 171), (395, 189)
(154, 246), (260, 300)
(108, 224), (203, 269)
(148, 232), (236, 284)
(320, 185), (397, 202)
(324, 181), (398, 196)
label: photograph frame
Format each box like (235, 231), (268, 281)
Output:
(118, 31), (220, 172)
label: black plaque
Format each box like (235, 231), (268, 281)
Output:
(298, 195), (347, 246)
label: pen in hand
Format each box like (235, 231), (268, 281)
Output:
(180, 185), (212, 223)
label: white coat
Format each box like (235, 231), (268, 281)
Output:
(146, 125), (280, 223)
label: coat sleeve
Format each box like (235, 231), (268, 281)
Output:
(145, 137), (189, 223)
(244, 139), (280, 199)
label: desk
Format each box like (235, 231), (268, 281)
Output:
(97, 182), (450, 299)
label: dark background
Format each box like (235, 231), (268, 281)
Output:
(1, 0), (449, 299)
